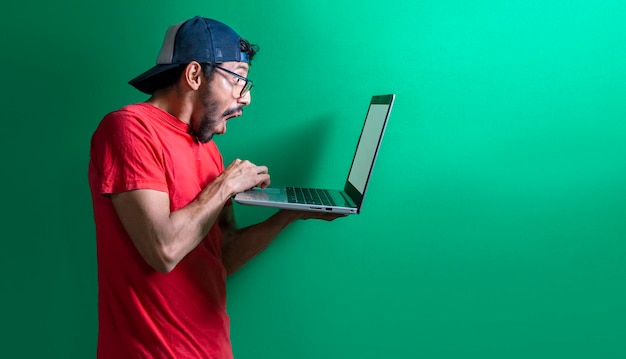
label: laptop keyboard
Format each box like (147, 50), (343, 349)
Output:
(286, 187), (336, 206)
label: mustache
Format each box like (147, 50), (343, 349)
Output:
(222, 106), (243, 117)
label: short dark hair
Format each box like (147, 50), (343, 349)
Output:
(150, 38), (259, 94)
(240, 38), (259, 63)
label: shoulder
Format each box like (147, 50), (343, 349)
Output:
(96, 103), (159, 136)
(102, 103), (154, 125)
(90, 105), (164, 158)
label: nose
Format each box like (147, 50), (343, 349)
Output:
(238, 91), (252, 106)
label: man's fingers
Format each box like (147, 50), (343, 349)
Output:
(224, 159), (271, 192)
(258, 174), (271, 188)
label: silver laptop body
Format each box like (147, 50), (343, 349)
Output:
(234, 94), (395, 214)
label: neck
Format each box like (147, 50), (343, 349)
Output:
(146, 88), (194, 125)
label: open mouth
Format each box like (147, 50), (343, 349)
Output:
(223, 106), (243, 120)
(225, 112), (242, 121)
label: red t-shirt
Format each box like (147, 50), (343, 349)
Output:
(88, 103), (233, 358)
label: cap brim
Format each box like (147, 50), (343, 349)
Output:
(128, 63), (181, 94)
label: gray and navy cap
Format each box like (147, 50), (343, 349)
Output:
(129, 16), (249, 94)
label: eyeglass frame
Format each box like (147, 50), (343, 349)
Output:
(206, 63), (254, 98)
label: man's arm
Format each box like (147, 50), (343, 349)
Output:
(220, 206), (344, 275)
(111, 159), (269, 273)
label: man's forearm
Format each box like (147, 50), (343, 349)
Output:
(222, 210), (301, 275)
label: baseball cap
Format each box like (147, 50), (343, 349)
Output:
(129, 16), (249, 94)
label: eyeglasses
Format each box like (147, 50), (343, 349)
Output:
(209, 64), (254, 98)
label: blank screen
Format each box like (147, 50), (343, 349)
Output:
(347, 104), (390, 193)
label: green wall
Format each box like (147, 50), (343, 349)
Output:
(2, 0), (625, 358)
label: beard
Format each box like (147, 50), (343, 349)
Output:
(191, 85), (243, 143)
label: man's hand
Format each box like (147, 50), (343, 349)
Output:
(220, 158), (271, 195)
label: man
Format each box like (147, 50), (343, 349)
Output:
(88, 16), (340, 358)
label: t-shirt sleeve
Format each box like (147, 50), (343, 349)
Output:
(90, 110), (168, 196)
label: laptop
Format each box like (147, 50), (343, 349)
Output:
(234, 94), (395, 214)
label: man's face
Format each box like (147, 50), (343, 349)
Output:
(191, 61), (252, 143)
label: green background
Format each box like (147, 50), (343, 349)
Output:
(2, 0), (625, 358)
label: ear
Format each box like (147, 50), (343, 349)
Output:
(183, 61), (204, 91)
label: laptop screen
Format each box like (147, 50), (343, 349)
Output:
(345, 94), (394, 208)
